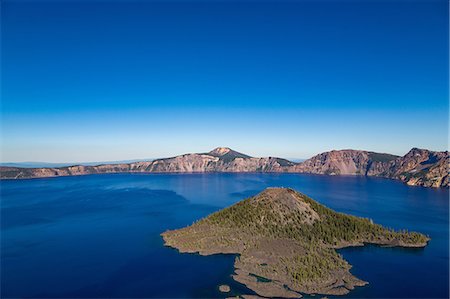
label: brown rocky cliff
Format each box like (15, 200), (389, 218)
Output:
(292, 148), (448, 188)
(0, 147), (447, 188)
(291, 150), (401, 176)
(291, 150), (376, 175)
(386, 148), (449, 188)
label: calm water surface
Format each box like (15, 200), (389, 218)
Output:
(1, 173), (448, 298)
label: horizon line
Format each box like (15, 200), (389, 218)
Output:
(0, 145), (447, 165)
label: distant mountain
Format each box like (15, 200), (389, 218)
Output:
(0, 159), (154, 168)
(206, 147), (251, 162)
(291, 149), (399, 175)
(292, 148), (448, 188)
(0, 147), (447, 188)
(0, 162), (74, 168)
(385, 148), (448, 187)
(145, 147), (295, 173)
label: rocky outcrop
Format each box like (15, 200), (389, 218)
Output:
(0, 147), (447, 188)
(293, 148), (448, 188)
(386, 148), (449, 188)
(290, 150), (396, 175)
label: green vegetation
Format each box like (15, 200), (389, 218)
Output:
(219, 150), (252, 163)
(274, 158), (296, 167)
(368, 152), (399, 162)
(206, 190), (428, 246)
(287, 248), (348, 284)
(162, 188), (429, 297)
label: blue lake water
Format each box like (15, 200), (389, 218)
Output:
(1, 173), (448, 298)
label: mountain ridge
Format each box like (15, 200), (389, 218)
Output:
(0, 147), (447, 188)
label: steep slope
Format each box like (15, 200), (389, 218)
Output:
(292, 150), (396, 175)
(293, 148), (448, 188)
(386, 148), (449, 188)
(294, 150), (386, 175)
(162, 188), (429, 298)
(207, 147), (252, 162)
(0, 147), (447, 188)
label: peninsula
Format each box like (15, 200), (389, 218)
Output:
(162, 188), (429, 298)
(0, 147), (448, 188)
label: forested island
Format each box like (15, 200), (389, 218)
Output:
(162, 188), (429, 298)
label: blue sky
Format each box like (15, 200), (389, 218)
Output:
(1, 0), (448, 162)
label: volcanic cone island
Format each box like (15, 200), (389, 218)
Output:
(162, 188), (429, 298)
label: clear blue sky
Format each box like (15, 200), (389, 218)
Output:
(1, 0), (448, 162)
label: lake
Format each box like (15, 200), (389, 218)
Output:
(1, 173), (448, 298)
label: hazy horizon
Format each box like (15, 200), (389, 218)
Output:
(0, 145), (445, 165)
(1, 0), (448, 162)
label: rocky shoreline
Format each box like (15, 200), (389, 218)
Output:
(1, 147), (448, 188)
(162, 188), (429, 298)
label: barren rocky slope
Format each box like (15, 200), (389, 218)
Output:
(292, 148), (448, 188)
(162, 188), (429, 298)
(0, 147), (447, 188)
(291, 150), (398, 175)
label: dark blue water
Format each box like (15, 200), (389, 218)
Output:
(1, 173), (448, 298)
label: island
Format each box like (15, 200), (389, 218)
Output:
(162, 188), (429, 298)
